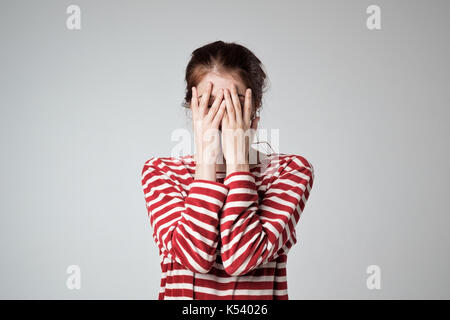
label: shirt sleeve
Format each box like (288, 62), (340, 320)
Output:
(141, 157), (229, 274)
(219, 155), (315, 276)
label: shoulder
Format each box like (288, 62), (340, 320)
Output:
(284, 154), (314, 172)
(264, 153), (313, 171)
(263, 153), (314, 183)
(141, 154), (191, 177)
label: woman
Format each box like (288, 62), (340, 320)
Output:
(141, 40), (315, 300)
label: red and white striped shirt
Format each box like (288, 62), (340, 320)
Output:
(141, 153), (314, 300)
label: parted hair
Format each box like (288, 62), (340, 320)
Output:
(182, 40), (269, 113)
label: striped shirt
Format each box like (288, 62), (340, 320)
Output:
(140, 153), (314, 300)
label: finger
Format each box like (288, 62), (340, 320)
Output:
(243, 88), (252, 125)
(223, 88), (235, 123)
(199, 81), (213, 118)
(191, 86), (199, 119)
(222, 107), (228, 125)
(205, 88), (224, 122)
(212, 100), (226, 128)
(230, 84), (242, 125)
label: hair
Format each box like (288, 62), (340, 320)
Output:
(181, 40), (275, 155)
(181, 40), (269, 113)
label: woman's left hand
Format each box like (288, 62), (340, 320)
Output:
(221, 84), (259, 173)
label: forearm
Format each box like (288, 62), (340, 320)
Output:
(142, 159), (229, 273)
(195, 163), (217, 181)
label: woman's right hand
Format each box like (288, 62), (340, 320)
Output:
(191, 81), (226, 181)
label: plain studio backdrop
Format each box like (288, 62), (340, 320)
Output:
(0, 0), (449, 299)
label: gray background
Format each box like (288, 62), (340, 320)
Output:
(0, 0), (449, 299)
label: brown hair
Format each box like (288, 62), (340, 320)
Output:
(181, 40), (269, 114)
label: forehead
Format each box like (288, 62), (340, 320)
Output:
(197, 72), (246, 94)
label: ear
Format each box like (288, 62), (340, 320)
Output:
(251, 116), (260, 130)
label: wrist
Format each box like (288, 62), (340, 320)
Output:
(195, 163), (216, 181)
(226, 163), (250, 175)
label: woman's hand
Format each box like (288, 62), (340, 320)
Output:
(191, 82), (226, 181)
(221, 84), (259, 175)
